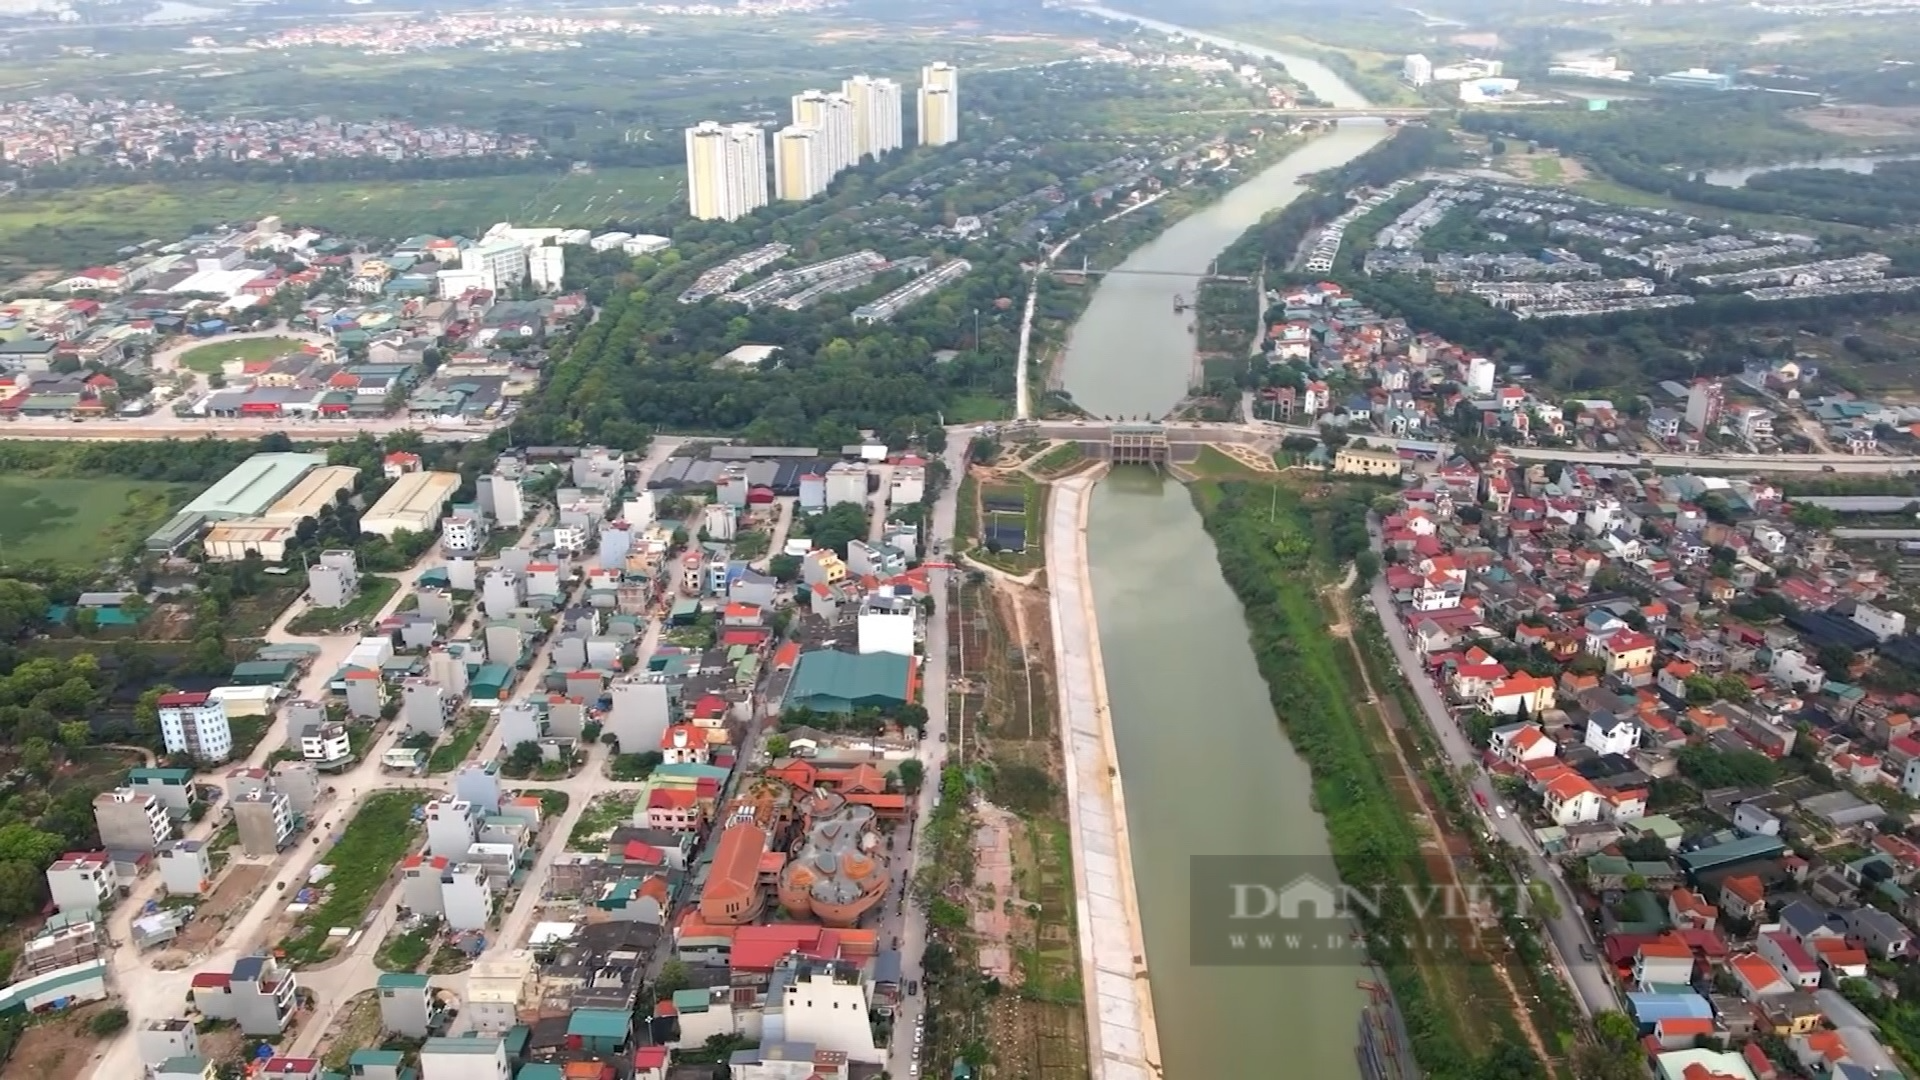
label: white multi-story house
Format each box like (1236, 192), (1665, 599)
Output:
(157, 692), (232, 762)
(46, 851), (114, 915)
(1584, 712), (1641, 757)
(1545, 773), (1602, 825)
(1852, 603), (1907, 643)
(300, 722), (353, 768)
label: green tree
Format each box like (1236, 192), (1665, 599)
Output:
(87, 1008), (129, 1036)
(0, 823), (63, 867)
(896, 759), (926, 794)
(19, 738), (51, 781)
(0, 860), (43, 918)
(0, 579), (47, 639)
(56, 720), (88, 751)
(506, 741), (542, 776)
(765, 734), (791, 758)
(655, 959), (691, 998)
(134, 683), (179, 735)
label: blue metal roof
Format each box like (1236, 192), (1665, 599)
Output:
(1626, 992), (1713, 1023)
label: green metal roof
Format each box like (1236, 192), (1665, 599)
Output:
(671, 988), (711, 1012)
(349, 1050), (406, 1065)
(514, 1066), (563, 1080)
(782, 650), (912, 712)
(130, 766), (193, 783)
(421, 1035), (501, 1055)
(180, 453), (326, 520)
(565, 1007), (629, 1039)
(377, 972), (431, 989)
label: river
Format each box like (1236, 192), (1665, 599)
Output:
(1700, 151), (1920, 188)
(1059, 10), (1392, 1079)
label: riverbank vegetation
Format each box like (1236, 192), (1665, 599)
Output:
(1219, 124), (1454, 277)
(1458, 98), (1920, 229)
(1198, 478), (1552, 1080)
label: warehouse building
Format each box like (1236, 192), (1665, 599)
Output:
(146, 453), (328, 553)
(361, 471), (461, 538)
(781, 649), (916, 713)
(202, 521), (298, 563)
(201, 465), (361, 562)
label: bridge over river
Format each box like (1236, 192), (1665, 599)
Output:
(1014, 417), (1920, 474)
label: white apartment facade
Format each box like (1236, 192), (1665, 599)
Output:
(685, 121), (770, 223)
(773, 126), (829, 203)
(464, 240), (529, 294)
(791, 90), (856, 175)
(841, 75), (903, 160)
(918, 62), (959, 146)
(157, 692), (233, 762)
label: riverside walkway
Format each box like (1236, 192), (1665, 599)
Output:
(1045, 469), (1162, 1080)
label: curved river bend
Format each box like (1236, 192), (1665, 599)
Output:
(1060, 10), (1394, 1078)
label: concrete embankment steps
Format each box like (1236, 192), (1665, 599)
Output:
(1044, 467), (1163, 1080)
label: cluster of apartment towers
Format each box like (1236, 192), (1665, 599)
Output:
(684, 62), (959, 222)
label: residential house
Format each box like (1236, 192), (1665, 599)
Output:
(1490, 723), (1556, 766)
(1846, 907), (1912, 960)
(1585, 711), (1641, 757)
(190, 955), (299, 1035)
(1545, 773), (1602, 825)
(1758, 931), (1821, 991)
(1480, 673), (1556, 717)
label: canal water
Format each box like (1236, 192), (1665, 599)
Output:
(1061, 10), (1392, 1078)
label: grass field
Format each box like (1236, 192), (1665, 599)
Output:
(0, 168), (683, 271)
(280, 791), (422, 965)
(0, 476), (194, 568)
(176, 335), (310, 374)
(286, 575), (399, 636)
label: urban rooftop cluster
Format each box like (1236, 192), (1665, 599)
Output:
(1260, 281), (1918, 459)
(42, 435), (950, 1080)
(0, 218), (620, 426)
(0, 94), (538, 170)
(1365, 444), (1920, 1080)
(247, 15), (650, 55)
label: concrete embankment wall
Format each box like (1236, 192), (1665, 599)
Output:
(1044, 468), (1162, 1080)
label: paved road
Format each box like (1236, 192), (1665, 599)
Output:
(1363, 518), (1617, 1019)
(884, 433), (970, 1080)
(0, 417), (495, 441)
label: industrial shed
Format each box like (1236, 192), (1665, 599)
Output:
(263, 464), (360, 522)
(198, 464), (361, 561)
(781, 650), (915, 713)
(361, 471), (461, 538)
(202, 520), (298, 562)
(145, 452), (328, 552)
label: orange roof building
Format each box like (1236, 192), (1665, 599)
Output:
(697, 821), (770, 926)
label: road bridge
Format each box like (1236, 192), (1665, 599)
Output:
(1038, 257), (1253, 284)
(1011, 417), (1920, 475)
